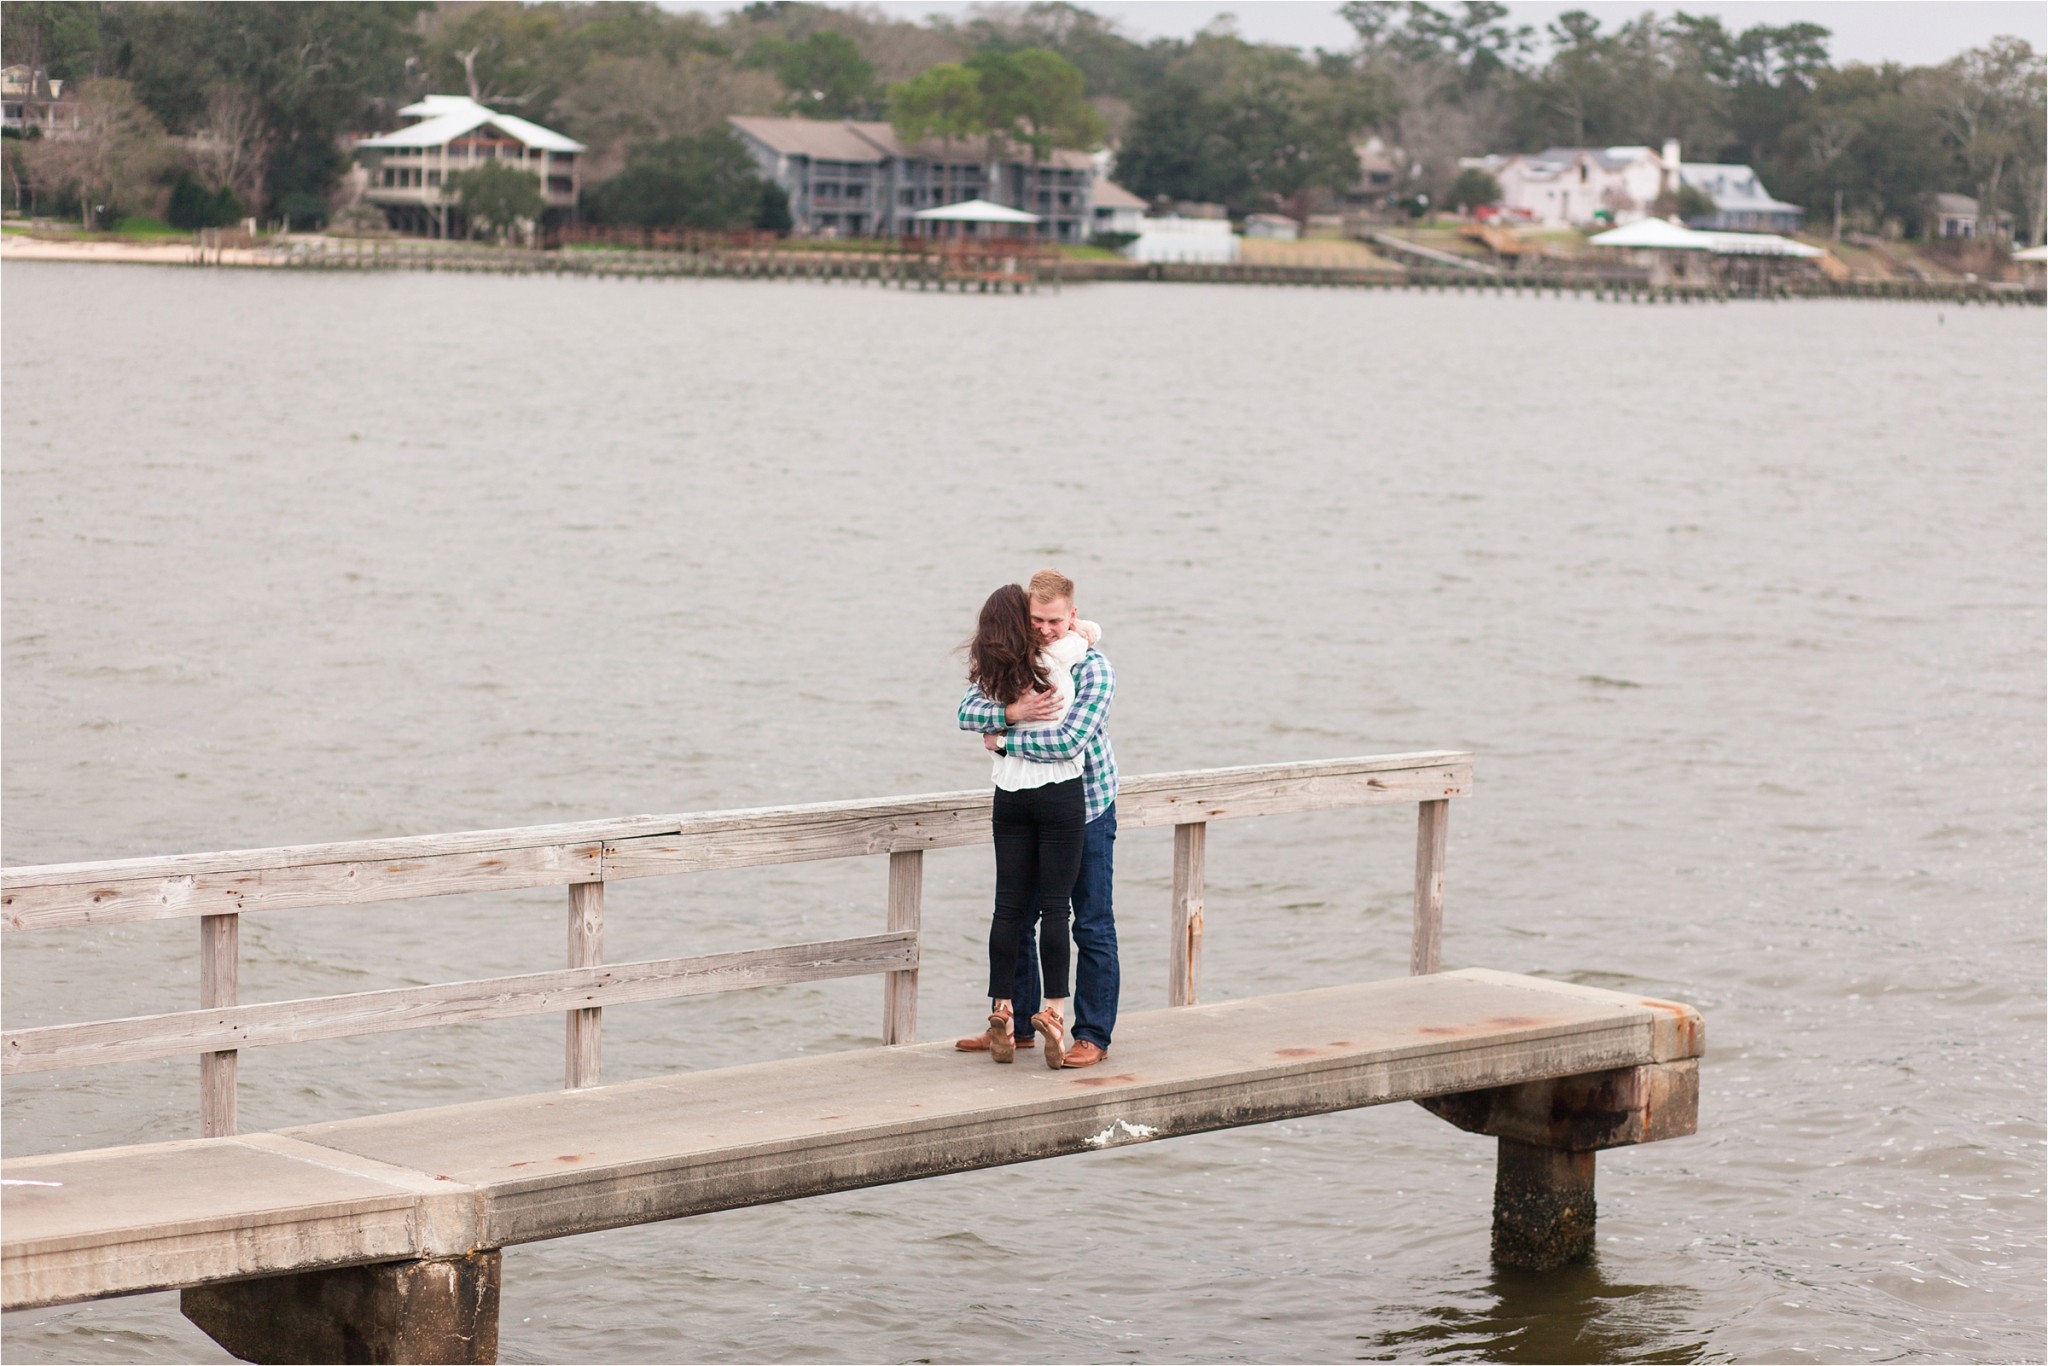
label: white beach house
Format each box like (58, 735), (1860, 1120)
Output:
(352, 95), (584, 239)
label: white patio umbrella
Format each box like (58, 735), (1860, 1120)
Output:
(911, 198), (1042, 225)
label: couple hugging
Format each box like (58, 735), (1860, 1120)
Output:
(956, 568), (1119, 1070)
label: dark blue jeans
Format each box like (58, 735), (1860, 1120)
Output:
(1006, 803), (1118, 1050)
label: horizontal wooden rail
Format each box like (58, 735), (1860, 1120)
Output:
(2, 753), (1470, 932)
(2, 932), (915, 1075)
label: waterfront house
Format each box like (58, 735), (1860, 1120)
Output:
(2, 66), (80, 138)
(1927, 193), (2012, 240)
(351, 95), (583, 239)
(1476, 144), (1670, 228)
(1474, 140), (1802, 235)
(727, 115), (1097, 242)
(1089, 178), (1146, 236)
(1678, 162), (1804, 233)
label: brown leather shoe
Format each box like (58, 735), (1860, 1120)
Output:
(1062, 1040), (1108, 1069)
(955, 1028), (1034, 1052)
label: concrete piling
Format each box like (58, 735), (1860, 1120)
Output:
(181, 1251), (502, 1365)
(1492, 1141), (1597, 1268)
(1420, 1056), (1699, 1271)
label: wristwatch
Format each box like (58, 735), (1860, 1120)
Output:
(994, 733), (1009, 756)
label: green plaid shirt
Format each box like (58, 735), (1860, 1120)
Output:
(957, 649), (1117, 823)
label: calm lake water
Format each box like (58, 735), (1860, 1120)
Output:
(2, 263), (2042, 1364)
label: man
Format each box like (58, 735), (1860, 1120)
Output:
(955, 568), (1119, 1068)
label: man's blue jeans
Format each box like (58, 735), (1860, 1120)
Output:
(1007, 803), (1118, 1050)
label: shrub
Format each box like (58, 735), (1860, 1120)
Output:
(279, 191), (327, 230)
(583, 130), (770, 231)
(755, 181), (792, 233)
(166, 173), (244, 229)
(1673, 184), (1717, 221)
(450, 161), (545, 241)
(1447, 168), (1502, 213)
(1089, 230), (1138, 251)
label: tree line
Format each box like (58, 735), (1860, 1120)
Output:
(2, 0), (2040, 241)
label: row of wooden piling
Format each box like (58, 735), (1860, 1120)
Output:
(260, 240), (2044, 305)
(280, 241), (1039, 293)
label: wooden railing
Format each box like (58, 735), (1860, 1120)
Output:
(1, 752), (1471, 1137)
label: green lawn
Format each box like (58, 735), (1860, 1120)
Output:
(111, 216), (194, 242)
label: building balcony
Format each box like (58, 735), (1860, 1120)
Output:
(364, 184), (576, 208)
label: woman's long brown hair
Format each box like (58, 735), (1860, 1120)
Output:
(967, 584), (1049, 706)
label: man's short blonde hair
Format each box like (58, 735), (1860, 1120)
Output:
(1028, 569), (1075, 603)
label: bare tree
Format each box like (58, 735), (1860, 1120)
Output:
(191, 85), (271, 213)
(23, 79), (175, 229)
(1936, 38), (2044, 239)
(555, 53), (779, 169)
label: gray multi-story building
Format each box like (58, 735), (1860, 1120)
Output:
(729, 116), (1098, 241)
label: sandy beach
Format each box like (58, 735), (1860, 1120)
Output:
(0, 236), (281, 268)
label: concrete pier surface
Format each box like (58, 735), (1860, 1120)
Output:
(3, 968), (1700, 1315)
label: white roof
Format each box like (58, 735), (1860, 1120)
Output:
(1678, 162), (1802, 216)
(1589, 218), (1714, 250)
(913, 198), (1041, 224)
(1589, 218), (1821, 257)
(356, 95), (584, 154)
(1702, 230), (1821, 257)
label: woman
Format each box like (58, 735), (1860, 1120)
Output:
(964, 584), (1097, 1069)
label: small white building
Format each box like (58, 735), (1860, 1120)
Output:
(1927, 193), (2011, 240)
(352, 95), (584, 239)
(1121, 215), (1239, 264)
(1089, 178), (1146, 236)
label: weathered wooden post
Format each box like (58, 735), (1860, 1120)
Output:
(200, 913), (238, 1136)
(883, 850), (921, 1044)
(565, 882), (603, 1088)
(1168, 822), (1205, 1006)
(1410, 799), (1448, 975)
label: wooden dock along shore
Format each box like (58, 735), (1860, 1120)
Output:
(8, 230), (2037, 303)
(2, 751), (1705, 1364)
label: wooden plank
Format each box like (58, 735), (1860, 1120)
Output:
(1, 933), (918, 1075)
(1116, 758), (1469, 830)
(3, 753), (1471, 929)
(1412, 800), (1449, 974)
(600, 803), (990, 879)
(564, 883), (603, 1089)
(2, 842), (605, 933)
(882, 851), (921, 1045)
(600, 756), (1470, 883)
(200, 914), (238, 1138)
(1169, 823), (1205, 1007)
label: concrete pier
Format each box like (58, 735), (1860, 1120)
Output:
(4, 969), (1701, 1359)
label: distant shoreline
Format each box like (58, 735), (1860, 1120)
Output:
(6, 234), (2039, 306)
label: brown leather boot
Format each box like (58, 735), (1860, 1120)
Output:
(984, 1010), (1016, 1063)
(1062, 1040), (1108, 1069)
(955, 1031), (1035, 1052)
